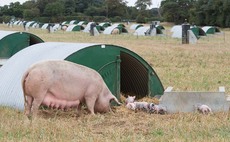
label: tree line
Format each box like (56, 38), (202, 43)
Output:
(161, 0), (230, 28)
(0, 0), (229, 28)
(0, 0), (159, 24)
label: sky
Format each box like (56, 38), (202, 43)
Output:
(0, 0), (162, 8)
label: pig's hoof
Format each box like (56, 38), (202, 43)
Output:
(23, 115), (32, 125)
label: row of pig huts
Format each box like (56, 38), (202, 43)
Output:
(9, 20), (165, 36)
(6, 20), (222, 47)
(10, 20), (221, 38)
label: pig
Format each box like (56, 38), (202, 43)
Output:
(125, 95), (136, 105)
(22, 60), (121, 118)
(148, 103), (155, 113)
(196, 104), (212, 114)
(126, 102), (136, 111)
(134, 101), (149, 111)
(111, 28), (120, 35)
(151, 105), (167, 114)
(61, 25), (68, 31)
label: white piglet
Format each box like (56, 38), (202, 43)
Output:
(151, 105), (167, 114)
(126, 103), (136, 111)
(125, 95), (136, 104)
(134, 102), (149, 111)
(196, 104), (212, 114)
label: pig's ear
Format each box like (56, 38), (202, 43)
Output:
(110, 97), (122, 105)
(134, 96), (136, 99)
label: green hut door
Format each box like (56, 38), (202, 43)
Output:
(98, 55), (121, 99)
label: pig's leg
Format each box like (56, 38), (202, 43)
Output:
(31, 97), (43, 118)
(85, 97), (96, 115)
(24, 95), (33, 118)
(74, 100), (81, 116)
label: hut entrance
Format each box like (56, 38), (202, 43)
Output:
(120, 52), (148, 99)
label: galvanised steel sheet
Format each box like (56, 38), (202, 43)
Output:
(0, 31), (17, 40)
(103, 24), (119, 34)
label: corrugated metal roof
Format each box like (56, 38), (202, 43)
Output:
(133, 27), (149, 36)
(171, 25), (182, 38)
(66, 25), (77, 31)
(25, 21), (35, 28)
(0, 59), (8, 65)
(13, 21), (20, 25)
(69, 20), (77, 24)
(0, 42), (97, 110)
(62, 21), (68, 25)
(99, 22), (111, 28)
(41, 23), (49, 29)
(130, 24), (143, 30)
(77, 21), (86, 26)
(53, 24), (61, 31)
(99, 22), (106, 26)
(103, 24), (118, 34)
(0, 31), (17, 40)
(31, 23), (38, 28)
(83, 22), (94, 33)
(202, 26), (212, 33)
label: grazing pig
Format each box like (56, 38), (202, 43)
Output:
(22, 60), (121, 118)
(196, 104), (212, 114)
(125, 95), (136, 105)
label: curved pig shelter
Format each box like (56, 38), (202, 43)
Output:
(0, 42), (164, 110)
(0, 31), (44, 59)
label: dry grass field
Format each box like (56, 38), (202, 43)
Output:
(0, 23), (230, 141)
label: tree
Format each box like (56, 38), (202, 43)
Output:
(192, 0), (230, 27)
(0, 5), (10, 16)
(84, 6), (104, 16)
(105, 0), (127, 18)
(64, 0), (76, 15)
(23, 8), (40, 20)
(36, 0), (57, 16)
(44, 2), (64, 17)
(135, 0), (152, 10)
(75, 0), (90, 13)
(22, 1), (36, 9)
(223, 0), (230, 27)
(3, 2), (24, 18)
(161, 0), (195, 24)
(126, 7), (139, 20)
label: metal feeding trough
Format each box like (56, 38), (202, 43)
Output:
(159, 86), (229, 113)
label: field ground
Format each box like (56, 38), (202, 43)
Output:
(0, 23), (230, 141)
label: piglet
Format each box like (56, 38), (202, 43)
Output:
(197, 104), (212, 114)
(126, 103), (136, 111)
(148, 103), (155, 113)
(151, 105), (167, 114)
(134, 102), (149, 112)
(125, 95), (136, 105)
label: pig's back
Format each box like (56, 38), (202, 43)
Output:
(24, 60), (104, 101)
